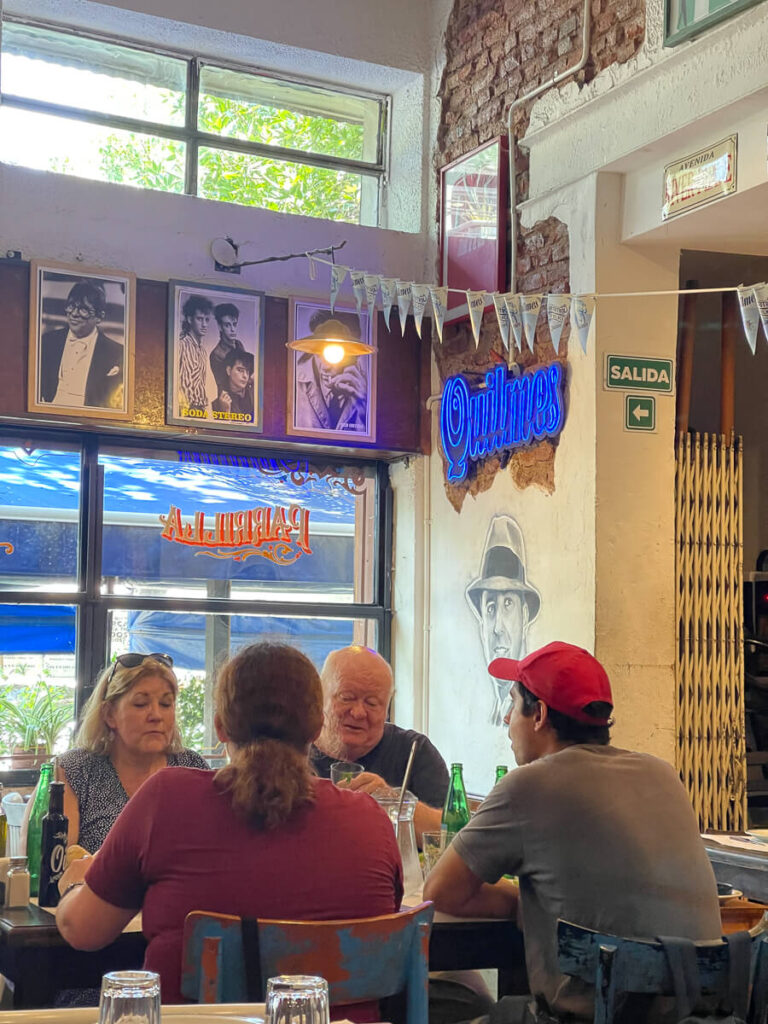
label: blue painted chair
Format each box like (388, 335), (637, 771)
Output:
(181, 902), (434, 1024)
(557, 915), (768, 1024)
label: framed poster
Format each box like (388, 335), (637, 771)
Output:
(439, 136), (508, 325)
(28, 260), (135, 420)
(665, 0), (763, 46)
(287, 300), (376, 443)
(167, 280), (264, 431)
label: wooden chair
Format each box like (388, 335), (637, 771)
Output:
(557, 915), (768, 1024)
(181, 902), (434, 1024)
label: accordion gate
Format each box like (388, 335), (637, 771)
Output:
(675, 432), (746, 831)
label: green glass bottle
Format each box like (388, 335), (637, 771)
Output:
(441, 762), (470, 837)
(495, 765), (508, 784)
(27, 762), (53, 898)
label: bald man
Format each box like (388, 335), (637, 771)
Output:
(311, 646), (449, 838)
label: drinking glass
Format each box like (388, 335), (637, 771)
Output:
(98, 970), (161, 1024)
(265, 975), (330, 1024)
(421, 830), (448, 878)
(329, 761), (364, 786)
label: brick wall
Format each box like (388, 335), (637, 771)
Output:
(435, 0), (644, 507)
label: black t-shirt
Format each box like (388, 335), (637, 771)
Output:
(310, 723), (450, 808)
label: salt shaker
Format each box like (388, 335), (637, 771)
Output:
(5, 856), (30, 907)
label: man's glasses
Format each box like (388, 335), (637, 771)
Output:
(105, 652), (173, 689)
(65, 302), (98, 319)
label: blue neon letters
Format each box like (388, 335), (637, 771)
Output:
(440, 363), (566, 483)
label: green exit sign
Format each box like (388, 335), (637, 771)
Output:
(605, 355), (674, 393)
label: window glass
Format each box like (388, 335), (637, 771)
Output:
(198, 66), (380, 163)
(197, 145), (376, 224)
(0, 107), (187, 192)
(0, 443), (80, 591)
(100, 450), (376, 603)
(0, 603), (77, 766)
(107, 608), (377, 755)
(1, 22), (187, 125)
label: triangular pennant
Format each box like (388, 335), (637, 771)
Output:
(363, 273), (380, 312)
(492, 294), (510, 353)
(329, 265), (348, 313)
(467, 290), (485, 348)
(411, 284), (431, 339)
(379, 278), (398, 331)
(738, 286), (759, 354)
(504, 294), (524, 362)
(570, 295), (594, 355)
(396, 280), (412, 335)
(547, 294), (571, 355)
(429, 286), (448, 343)
(521, 294), (543, 353)
(350, 270), (366, 315)
(753, 282), (768, 344)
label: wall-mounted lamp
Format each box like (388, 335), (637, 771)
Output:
(286, 318), (375, 365)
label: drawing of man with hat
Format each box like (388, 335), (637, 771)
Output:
(466, 515), (541, 724)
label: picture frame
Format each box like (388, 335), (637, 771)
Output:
(166, 280), (265, 431)
(28, 260), (135, 420)
(287, 299), (377, 444)
(439, 136), (509, 325)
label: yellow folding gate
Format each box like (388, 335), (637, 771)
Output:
(675, 431), (746, 830)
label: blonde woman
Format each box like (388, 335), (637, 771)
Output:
(57, 642), (402, 1009)
(55, 653), (208, 853)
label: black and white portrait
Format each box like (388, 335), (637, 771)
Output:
(167, 281), (264, 431)
(28, 261), (135, 420)
(288, 300), (376, 443)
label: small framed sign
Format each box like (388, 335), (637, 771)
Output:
(662, 135), (737, 220)
(440, 137), (508, 325)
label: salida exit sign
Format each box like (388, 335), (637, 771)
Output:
(604, 355), (674, 394)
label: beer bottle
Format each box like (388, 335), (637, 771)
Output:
(27, 762), (53, 897)
(441, 763), (470, 837)
(0, 784), (7, 857)
(495, 765), (508, 784)
(38, 782), (68, 908)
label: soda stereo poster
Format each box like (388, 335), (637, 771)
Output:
(166, 281), (264, 431)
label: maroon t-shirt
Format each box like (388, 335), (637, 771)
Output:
(86, 767), (403, 1004)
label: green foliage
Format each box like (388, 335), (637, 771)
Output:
(0, 679), (74, 754)
(176, 674), (206, 752)
(95, 92), (365, 222)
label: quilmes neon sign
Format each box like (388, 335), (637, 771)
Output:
(440, 364), (566, 483)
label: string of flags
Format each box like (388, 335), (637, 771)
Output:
(306, 254), (768, 361)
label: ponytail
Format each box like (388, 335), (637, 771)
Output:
(214, 738), (314, 829)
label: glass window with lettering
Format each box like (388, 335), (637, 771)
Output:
(0, 441), (81, 591)
(99, 449), (377, 603)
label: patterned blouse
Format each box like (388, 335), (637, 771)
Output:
(177, 333), (209, 410)
(58, 747), (209, 853)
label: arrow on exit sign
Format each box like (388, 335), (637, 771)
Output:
(624, 395), (656, 432)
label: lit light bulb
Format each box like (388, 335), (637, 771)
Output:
(322, 343), (345, 365)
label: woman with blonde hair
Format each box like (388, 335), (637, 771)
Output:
(55, 653), (207, 852)
(57, 642), (403, 1007)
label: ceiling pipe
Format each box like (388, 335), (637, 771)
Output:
(506, 0), (592, 292)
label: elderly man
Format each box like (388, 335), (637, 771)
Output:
(311, 645), (448, 837)
(424, 642), (721, 1023)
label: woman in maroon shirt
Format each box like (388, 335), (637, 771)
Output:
(56, 642), (403, 1007)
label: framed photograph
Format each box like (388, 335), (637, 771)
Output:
(28, 260), (135, 420)
(665, 0), (762, 46)
(167, 280), (264, 431)
(287, 300), (376, 444)
(439, 136), (508, 325)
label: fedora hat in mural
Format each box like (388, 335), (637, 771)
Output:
(466, 515), (541, 622)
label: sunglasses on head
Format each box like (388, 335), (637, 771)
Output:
(105, 652), (174, 689)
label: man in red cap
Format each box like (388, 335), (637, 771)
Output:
(424, 642), (721, 1023)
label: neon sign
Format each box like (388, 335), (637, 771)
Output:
(159, 505), (312, 566)
(440, 363), (566, 483)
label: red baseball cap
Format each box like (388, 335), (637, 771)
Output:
(489, 641), (613, 725)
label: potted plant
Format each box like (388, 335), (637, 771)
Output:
(0, 682), (74, 768)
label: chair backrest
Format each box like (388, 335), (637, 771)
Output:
(557, 915), (768, 1024)
(181, 902), (434, 1024)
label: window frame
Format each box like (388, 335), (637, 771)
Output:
(0, 15), (389, 222)
(0, 424), (393, 783)
(664, 0), (765, 46)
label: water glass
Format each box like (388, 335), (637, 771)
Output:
(329, 761), (364, 786)
(98, 970), (161, 1024)
(265, 975), (330, 1024)
(421, 830), (448, 878)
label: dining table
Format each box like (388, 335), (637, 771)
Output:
(0, 901), (526, 1009)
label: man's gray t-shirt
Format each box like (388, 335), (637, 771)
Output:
(452, 744), (721, 1019)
